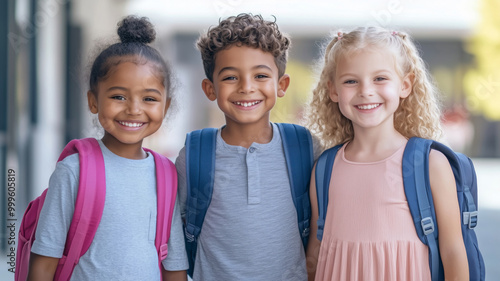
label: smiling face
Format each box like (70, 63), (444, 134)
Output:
(202, 45), (290, 129)
(87, 61), (169, 154)
(329, 47), (412, 135)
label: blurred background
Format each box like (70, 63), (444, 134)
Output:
(1, 0), (499, 279)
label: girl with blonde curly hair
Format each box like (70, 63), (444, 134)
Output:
(305, 27), (469, 281)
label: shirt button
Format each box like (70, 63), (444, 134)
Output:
(249, 147), (256, 153)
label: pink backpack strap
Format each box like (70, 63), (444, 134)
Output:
(54, 138), (106, 281)
(14, 189), (48, 281)
(145, 148), (178, 277)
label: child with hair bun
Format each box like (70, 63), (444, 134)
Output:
(28, 16), (188, 281)
(305, 27), (469, 281)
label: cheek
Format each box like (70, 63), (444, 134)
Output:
(337, 102), (349, 117)
(336, 90), (351, 105)
(97, 114), (113, 130)
(336, 92), (356, 115)
(216, 99), (226, 109)
(98, 103), (116, 117)
(268, 82), (279, 94)
(335, 98), (348, 114)
(382, 83), (399, 94)
(154, 104), (167, 120)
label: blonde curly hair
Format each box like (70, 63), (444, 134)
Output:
(305, 26), (443, 148)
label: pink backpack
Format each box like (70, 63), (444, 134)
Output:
(15, 138), (177, 281)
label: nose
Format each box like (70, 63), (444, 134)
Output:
(239, 76), (255, 94)
(359, 81), (374, 97)
(126, 98), (142, 115)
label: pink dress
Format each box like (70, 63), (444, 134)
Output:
(315, 143), (431, 281)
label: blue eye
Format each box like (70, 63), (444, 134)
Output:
(375, 77), (387, 81)
(256, 74), (269, 79)
(222, 76), (236, 81)
(344, 80), (356, 84)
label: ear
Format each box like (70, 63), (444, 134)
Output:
(277, 74), (290, 98)
(328, 80), (339, 102)
(400, 72), (414, 98)
(202, 79), (217, 101)
(87, 91), (98, 114)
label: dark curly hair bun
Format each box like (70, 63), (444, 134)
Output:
(117, 15), (156, 44)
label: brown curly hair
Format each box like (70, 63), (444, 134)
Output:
(197, 13), (290, 81)
(305, 26), (443, 148)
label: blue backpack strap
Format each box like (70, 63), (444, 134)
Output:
(431, 142), (484, 280)
(276, 123), (314, 249)
(314, 144), (342, 241)
(454, 153), (484, 280)
(457, 154), (478, 228)
(430, 143), (478, 229)
(184, 128), (217, 277)
(402, 137), (441, 281)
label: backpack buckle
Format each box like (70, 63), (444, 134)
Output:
(302, 227), (310, 238)
(463, 211), (478, 229)
(184, 227), (196, 243)
(421, 217), (435, 235)
(159, 244), (168, 260)
(301, 219), (310, 238)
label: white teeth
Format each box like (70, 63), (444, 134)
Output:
(357, 104), (380, 110)
(234, 101), (260, 107)
(119, 121), (144, 127)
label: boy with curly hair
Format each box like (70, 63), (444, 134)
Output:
(175, 13), (318, 280)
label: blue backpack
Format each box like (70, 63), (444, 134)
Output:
(183, 123), (313, 277)
(314, 137), (485, 281)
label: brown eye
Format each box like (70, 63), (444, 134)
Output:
(111, 95), (125, 101)
(222, 76), (236, 81)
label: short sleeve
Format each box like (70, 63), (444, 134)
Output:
(31, 155), (79, 258)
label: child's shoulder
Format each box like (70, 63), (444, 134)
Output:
(428, 147), (453, 175)
(49, 153), (80, 192)
(51, 137), (103, 182)
(55, 152), (80, 174)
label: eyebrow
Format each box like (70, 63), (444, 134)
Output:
(217, 65), (273, 76)
(106, 86), (162, 95)
(338, 70), (393, 78)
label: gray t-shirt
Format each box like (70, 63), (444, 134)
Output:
(32, 140), (188, 280)
(176, 123), (317, 281)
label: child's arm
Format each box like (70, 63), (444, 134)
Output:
(306, 164), (320, 281)
(428, 150), (469, 280)
(27, 253), (59, 281)
(162, 269), (187, 281)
